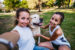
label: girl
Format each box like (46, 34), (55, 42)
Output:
(36, 12), (71, 50)
(11, 8), (49, 50)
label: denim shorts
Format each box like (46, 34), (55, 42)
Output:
(52, 42), (71, 50)
(33, 45), (49, 50)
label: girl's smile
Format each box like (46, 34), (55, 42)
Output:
(50, 14), (61, 27)
(17, 11), (30, 27)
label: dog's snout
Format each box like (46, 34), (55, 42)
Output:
(34, 17), (36, 18)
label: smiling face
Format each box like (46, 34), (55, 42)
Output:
(17, 11), (30, 27)
(50, 14), (61, 27)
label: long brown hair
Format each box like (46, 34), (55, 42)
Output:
(14, 8), (30, 27)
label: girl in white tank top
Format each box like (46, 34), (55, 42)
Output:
(11, 8), (49, 50)
(12, 8), (35, 50)
(49, 25), (70, 46)
(36, 12), (71, 50)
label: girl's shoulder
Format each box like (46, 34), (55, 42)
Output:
(55, 25), (63, 36)
(12, 26), (21, 30)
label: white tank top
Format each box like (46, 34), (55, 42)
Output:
(49, 25), (70, 47)
(13, 25), (35, 50)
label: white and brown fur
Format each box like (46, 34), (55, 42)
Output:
(30, 14), (43, 44)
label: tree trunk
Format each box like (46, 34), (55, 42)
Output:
(38, 0), (42, 12)
(68, 0), (70, 8)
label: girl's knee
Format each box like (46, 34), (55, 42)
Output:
(58, 45), (70, 50)
(38, 42), (49, 46)
(38, 43), (44, 46)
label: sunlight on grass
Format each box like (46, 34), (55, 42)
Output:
(54, 10), (74, 13)
(42, 8), (75, 14)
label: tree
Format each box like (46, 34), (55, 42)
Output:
(38, 0), (42, 12)
(20, 0), (28, 8)
(46, 0), (54, 8)
(3, 0), (20, 11)
(68, 0), (70, 8)
(55, 0), (64, 8)
(64, 0), (72, 8)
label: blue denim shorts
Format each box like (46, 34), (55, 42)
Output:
(52, 42), (71, 50)
(33, 45), (49, 50)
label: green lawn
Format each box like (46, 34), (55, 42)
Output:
(0, 8), (75, 50)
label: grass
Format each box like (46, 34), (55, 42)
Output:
(0, 11), (3, 13)
(0, 8), (75, 50)
(0, 14), (14, 33)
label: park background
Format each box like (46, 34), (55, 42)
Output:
(0, 0), (75, 50)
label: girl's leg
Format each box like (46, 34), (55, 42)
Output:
(38, 41), (54, 50)
(58, 45), (70, 50)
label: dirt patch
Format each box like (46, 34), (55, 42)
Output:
(0, 16), (15, 34)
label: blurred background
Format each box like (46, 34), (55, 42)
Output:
(0, 0), (75, 50)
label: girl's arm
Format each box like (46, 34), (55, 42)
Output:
(40, 34), (51, 41)
(36, 34), (50, 41)
(37, 28), (62, 41)
(37, 33), (61, 41)
(40, 24), (49, 29)
(48, 28), (62, 41)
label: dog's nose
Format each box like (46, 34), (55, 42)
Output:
(40, 18), (43, 23)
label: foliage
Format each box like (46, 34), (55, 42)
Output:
(3, 0), (74, 10)
(54, 0), (72, 8)
(3, 0), (28, 11)
(73, 2), (75, 8)
(41, 0), (54, 8)
(54, 0), (65, 8)
(46, 0), (54, 7)
(64, 0), (71, 8)
(19, 0), (28, 8)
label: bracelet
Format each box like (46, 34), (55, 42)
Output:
(0, 38), (14, 50)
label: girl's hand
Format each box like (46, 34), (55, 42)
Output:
(40, 24), (49, 29)
(40, 26), (45, 28)
(35, 34), (42, 37)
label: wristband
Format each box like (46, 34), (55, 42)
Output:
(0, 38), (14, 50)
